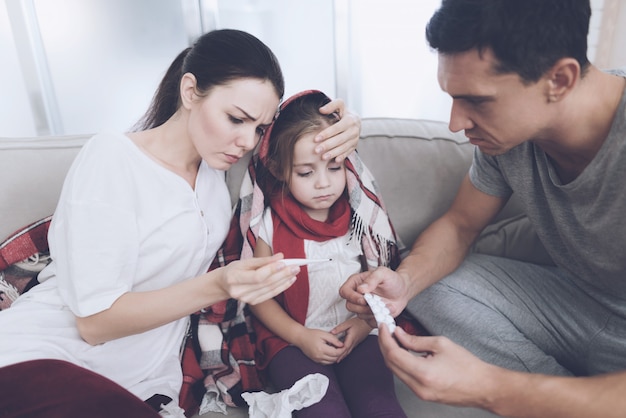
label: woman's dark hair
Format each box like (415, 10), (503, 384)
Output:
(425, 0), (591, 83)
(263, 91), (340, 189)
(133, 29), (285, 130)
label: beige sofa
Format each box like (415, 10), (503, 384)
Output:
(0, 117), (551, 417)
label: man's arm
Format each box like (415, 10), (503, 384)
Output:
(491, 366), (626, 418)
(397, 174), (508, 297)
(341, 174), (507, 319)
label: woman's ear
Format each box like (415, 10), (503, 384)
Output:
(180, 73), (198, 110)
(545, 58), (580, 103)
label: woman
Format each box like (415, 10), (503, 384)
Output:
(0, 29), (360, 417)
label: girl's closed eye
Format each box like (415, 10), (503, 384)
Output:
(296, 170), (313, 178)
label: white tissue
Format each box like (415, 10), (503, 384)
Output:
(158, 400), (187, 418)
(241, 373), (329, 418)
(198, 387), (227, 415)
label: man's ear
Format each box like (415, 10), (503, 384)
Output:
(545, 58), (580, 103)
(180, 73), (198, 110)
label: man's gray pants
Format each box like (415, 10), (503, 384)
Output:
(406, 254), (626, 376)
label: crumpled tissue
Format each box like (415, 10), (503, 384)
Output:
(241, 373), (329, 418)
(158, 400), (187, 418)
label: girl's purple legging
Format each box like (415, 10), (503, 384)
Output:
(267, 335), (407, 418)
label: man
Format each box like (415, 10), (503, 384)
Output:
(340, 1), (626, 417)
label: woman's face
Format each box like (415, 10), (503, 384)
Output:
(187, 78), (280, 170)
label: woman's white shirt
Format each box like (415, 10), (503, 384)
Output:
(0, 132), (231, 402)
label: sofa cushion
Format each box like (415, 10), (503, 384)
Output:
(1, 120), (552, 275)
(355, 118), (472, 250)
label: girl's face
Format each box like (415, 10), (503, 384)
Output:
(187, 77), (280, 170)
(288, 131), (347, 221)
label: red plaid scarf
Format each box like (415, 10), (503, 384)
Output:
(270, 191), (351, 324)
(0, 217), (52, 311)
(251, 192), (351, 369)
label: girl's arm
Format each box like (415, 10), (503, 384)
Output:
(247, 239), (309, 347)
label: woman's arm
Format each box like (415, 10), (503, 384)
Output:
(75, 254), (299, 345)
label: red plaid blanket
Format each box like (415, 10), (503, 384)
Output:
(179, 207), (265, 416)
(0, 217), (52, 311)
(0, 216), (51, 271)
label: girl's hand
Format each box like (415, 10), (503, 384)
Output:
(332, 317), (372, 362)
(297, 328), (346, 365)
(218, 254), (298, 305)
(315, 98), (361, 162)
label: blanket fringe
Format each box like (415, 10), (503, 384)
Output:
(0, 273), (20, 305)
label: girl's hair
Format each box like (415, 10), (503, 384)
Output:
(264, 91), (340, 188)
(133, 29), (285, 130)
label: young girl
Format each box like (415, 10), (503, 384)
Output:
(244, 90), (406, 417)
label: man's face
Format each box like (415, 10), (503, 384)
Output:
(438, 48), (549, 155)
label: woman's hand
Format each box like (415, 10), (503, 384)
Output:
(219, 254), (298, 305)
(75, 254), (297, 345)
(315, 98), (361, 162)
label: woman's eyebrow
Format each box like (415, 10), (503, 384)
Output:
(234, 106), (257, 120)
(235, 106), (273, 127)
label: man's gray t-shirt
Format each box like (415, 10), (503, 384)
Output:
(469, 72), (626, 300)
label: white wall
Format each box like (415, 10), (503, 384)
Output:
(1, 0), (624, 137)
(0, 3), (36, 136)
